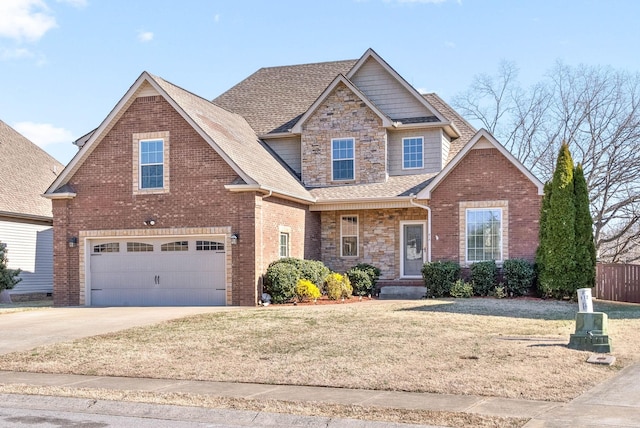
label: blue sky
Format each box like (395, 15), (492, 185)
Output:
(1, 0), (639, 164)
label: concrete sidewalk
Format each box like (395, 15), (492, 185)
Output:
(0, 364), (639, 427)
(0, 370), (561, 421)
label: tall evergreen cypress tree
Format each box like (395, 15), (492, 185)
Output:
(546, 142), (576, 298)
(536, 181), (553, 297)
(574, 164), (596, 289)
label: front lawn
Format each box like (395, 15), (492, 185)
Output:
(3, 298), (639, 402)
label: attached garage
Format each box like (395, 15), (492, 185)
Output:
(88, 236), (226, 306)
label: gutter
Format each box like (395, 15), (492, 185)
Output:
(224, 184), (316, 204)
(409, 196), (431, 263)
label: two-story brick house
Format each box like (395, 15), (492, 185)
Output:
(45, 49), (543, 306)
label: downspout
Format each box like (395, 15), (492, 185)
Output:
(410, 196), (431, 263)
(258, 189), (273, 302)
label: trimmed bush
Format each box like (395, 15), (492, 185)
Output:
(295, 279), (321, 302)
(502, 259), (535, 296)
(422, 261), (460, 298)
(450, 279), (473, 298)
(0, 242), (21, 292)
(273, 258), (330, 292)
(264, 262), (299, 304)
(325, 273), (353, 300)
(470, 260), (497, 296)
(346, 268), (372, 296)
(346, 263), (380, 296)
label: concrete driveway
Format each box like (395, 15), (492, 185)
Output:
(0, 306), (242, 354)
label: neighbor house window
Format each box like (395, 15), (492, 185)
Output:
(332, 138), (354, 181)
(341, 215), (358, 257)
(466, 209), (502, 262)
(402, 137), (424, 169)
(140, 139), (164, 189)
(279, 232), (290, 258)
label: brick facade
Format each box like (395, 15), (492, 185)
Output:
(301, 82), (387, 187)
(52, 95), (316, 306)
(430, 147), (541, 265)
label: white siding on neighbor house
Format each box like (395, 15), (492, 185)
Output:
(0, 219), (53, 294)
(388, 129), (444, 175)
(350, 57), (433, 120)
(264, 136), (302, 175)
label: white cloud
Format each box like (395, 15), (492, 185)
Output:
(0, 0), (57, 42)
(0, 46), (34, 60)
(137, 30), (154, 43)
(214, 14), (220, 23)
(445, 41), (456, 48)
(13, 121), (74, 148)
(56, 0), (88, 8)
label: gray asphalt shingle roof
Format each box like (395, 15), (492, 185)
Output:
(150, 75), (313, 201)
(212, 59), (358, 135)
(0, 120), (63, 218)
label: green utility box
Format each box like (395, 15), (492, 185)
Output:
(568, 312), (612, 353)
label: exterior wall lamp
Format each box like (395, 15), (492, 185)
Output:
(230, 233), (239, 245)
(68, 237), (78, 248)
(143, 219), (156, 226)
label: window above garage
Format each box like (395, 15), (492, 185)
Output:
(132, 131), (170, 195)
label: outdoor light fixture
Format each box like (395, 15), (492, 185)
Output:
(230, 233), (239, 245)
(143, 219), (156, 226)
(68, 237), (78, 248)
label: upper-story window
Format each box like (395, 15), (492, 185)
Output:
(140, 139), (164, 189)
(402, 137), (424, 169)
(133, 131), (169, 195)
(332, 138), (354, 181)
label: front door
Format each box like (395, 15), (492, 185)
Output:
(402, 223), (425, 277)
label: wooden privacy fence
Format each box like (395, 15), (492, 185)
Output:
(595, 263), (640, 303)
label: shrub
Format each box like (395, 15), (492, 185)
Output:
(450, 279), (473, 298)
(502, 259), (535, 296)
(492, 284), (507, 299)
(264, 262), (299, 304)
(346, 268), (372, 296)
(421, 261), (460, 297)
(273, 258), (330, 292)
(346, 263), (380, 296)
(295, 279), (321, 302)
(0, 243), (21, 292)
(470, 260), (498, 296)
(325, 273), (353, 300)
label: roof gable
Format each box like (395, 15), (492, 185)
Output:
(291, 75), (393, 133)
(46, 73), (313, 202)
(0, 120), (63, 219)
(417, 129), (544, 199)
(347, 49), (448, 124)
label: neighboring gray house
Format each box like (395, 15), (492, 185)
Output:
(0, 120), (63, 298)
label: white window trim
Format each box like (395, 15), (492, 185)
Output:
(340, 214), (359, 258)
(132, 131), (170, 195)
(459, 201), (509, 266)
(402, 136), (424, 170)
(279, 232), (290, 258)
(331, 137), (355, 182)
(400, 220), (427, 278)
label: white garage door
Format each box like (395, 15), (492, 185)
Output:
(89, 237), (226, 306)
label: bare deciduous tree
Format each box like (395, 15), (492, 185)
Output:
(453, 61), (640, 262)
